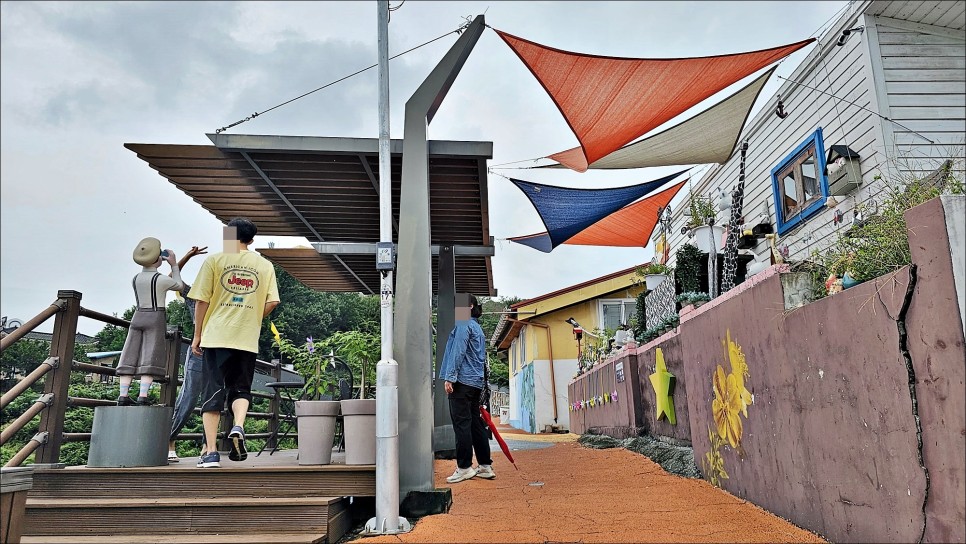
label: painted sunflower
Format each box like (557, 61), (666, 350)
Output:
(712, 364), (743, 448)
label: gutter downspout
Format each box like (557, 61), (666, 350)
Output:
(507, 319), (557, 423)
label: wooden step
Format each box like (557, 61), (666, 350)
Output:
(29, 465), (375, 499)
(23, 496), (348, 538)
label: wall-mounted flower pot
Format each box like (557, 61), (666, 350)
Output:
(645, 273), (668, 290)
(736, 234), (759, 249)
(341, 399), (376, 465)
(751, 223), (774, 236)
(692, 225), (725, 253)
(295, 400), (340, 465)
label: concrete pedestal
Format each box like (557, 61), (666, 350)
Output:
(88, 406), (173, 467)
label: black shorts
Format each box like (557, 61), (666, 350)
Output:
(199, 347), (256, 413)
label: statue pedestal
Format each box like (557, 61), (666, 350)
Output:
(88, 406), (173, 467)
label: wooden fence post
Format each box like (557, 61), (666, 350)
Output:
(35, 290), (82, 465)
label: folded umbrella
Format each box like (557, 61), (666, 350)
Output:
(480, 406), (518, 470)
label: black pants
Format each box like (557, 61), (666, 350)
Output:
(200, 347), (256, 413)
(448, 382), (492, 470)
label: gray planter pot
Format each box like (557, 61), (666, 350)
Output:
(295, 400), (340, 465)
(341, 399), (376, 465)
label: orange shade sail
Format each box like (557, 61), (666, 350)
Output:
(565, 181), (686, 247)
(495, 30), (814, 172)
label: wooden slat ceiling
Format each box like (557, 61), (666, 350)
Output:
(125, 139), (494, 295)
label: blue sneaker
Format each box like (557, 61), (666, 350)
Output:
(199, 451), (220, 468)
(228, 425), (247, 461)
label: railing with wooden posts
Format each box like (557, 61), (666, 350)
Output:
(0, 290), (292, 467)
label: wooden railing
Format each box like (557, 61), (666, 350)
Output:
(0, 290), (292, 467)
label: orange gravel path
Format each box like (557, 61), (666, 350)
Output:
(362, 441), (825, 543)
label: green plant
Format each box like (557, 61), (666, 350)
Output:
(639, 262), (672, 276)
(633, 290), (648, 339)
(675, 243), (703, 293)
(276, 335), (337, 401)
(676, 291), (711, 305)
(802, 159), (963, 300)
(687, 193), (717, 228)
(320, 329), (379, 399)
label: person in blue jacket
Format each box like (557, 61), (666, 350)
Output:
(439, 294), (495, 483)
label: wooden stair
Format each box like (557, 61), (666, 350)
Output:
(21, 454), (374, 544)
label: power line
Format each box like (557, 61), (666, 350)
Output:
(214, 21), (469, 134)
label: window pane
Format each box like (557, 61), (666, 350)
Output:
(781, 167), (799, 217)
(602, 303), (622, 330)
(623, 301), (637, 325)
(801, 153), (819, 201)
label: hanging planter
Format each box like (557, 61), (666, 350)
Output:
(692, 225), (725, 253)
(638, 263), (672, 291)
(645, 273), (668, 290)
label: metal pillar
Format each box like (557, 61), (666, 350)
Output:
(432, 245), (456, 455)
(394, 15), (486, 497)
(365, 0), (410, 535)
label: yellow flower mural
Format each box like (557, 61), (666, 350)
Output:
(705, 330), (753, 487)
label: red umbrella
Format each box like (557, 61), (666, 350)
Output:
(480, 406), (518, 470)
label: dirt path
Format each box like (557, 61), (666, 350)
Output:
(362, 438), (825, 543)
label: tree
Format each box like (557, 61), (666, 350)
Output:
(0, 338), (50, 393)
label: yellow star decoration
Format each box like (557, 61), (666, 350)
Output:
(649, 348), (676, 425)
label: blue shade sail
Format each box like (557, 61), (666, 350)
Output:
(509, 169), (687, 251)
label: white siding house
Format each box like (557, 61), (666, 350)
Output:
(665, 0), (964, 267)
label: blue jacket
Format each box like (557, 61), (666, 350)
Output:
(439, 318), (486, 389)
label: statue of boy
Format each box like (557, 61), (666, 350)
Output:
(115, 237), (184, 406)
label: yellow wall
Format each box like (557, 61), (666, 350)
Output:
(510, 282), (645, 371)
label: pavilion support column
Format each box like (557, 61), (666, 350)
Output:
(395, 14), (485, 498)
(432, 245), (456, 457)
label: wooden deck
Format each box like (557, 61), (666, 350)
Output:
(21, 449), (374, 544)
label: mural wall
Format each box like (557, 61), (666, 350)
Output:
(567, 198), (965, 543)
(512, 363), (536, 434)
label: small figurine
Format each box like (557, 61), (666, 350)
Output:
(115, 237), (184, 406)
(826, 273), (844, 295)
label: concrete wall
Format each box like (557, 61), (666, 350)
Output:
(635, 334), (693, 445)
(904, 196), (966, 543)
(568, 199), (965, 542)
(568, 351), (641, 437)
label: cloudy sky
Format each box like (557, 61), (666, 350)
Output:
(1, 1), (846, 333)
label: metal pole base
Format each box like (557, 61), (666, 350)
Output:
(363, 516), (412, 535)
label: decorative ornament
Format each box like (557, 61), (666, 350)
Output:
(649, 348), (677, 424)
(612, 390), (618, 402)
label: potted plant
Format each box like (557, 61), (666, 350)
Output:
(676, 291), (711, 308)
(278, 335), (341, 465)
(639, 262), (672, 291)
(687, 194), (723, 253)
(320, 330), (378, 465)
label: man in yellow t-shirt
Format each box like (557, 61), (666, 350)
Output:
(189, 218), (280, 468)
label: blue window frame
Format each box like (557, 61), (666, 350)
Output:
(771, 128), (828, 235)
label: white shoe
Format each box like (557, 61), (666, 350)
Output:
(475, 464), (496, 479)
(446, 467), (477, 483)
(167, 450), (180, 462)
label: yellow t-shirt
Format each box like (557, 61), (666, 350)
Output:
(188, 250), (280, 353)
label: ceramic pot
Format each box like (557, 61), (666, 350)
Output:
(692, 225), (725, 253)
(645, 273), (668, 290)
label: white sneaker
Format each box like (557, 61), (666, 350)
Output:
(167, 450), (180, 462)
(446, 467), (477, 483)
(475, 464), (496, 479)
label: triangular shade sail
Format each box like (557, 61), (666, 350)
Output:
(510, 181), (686, 253)
(508, 170), (687, 252)
(495, 30), (813, 172)
(542, 67), (776, 170)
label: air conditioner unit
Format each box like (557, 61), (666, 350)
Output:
(826, 145), (861, 196)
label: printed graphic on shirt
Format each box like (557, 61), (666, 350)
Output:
(221, 267), (260, 294)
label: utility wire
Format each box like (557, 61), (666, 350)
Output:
(215, 21), (468, 134)
(776, 75), (934, 143)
